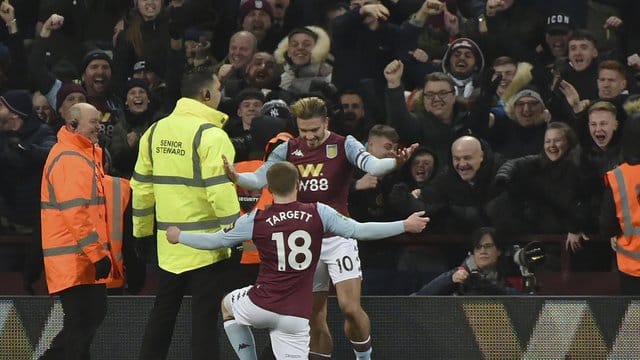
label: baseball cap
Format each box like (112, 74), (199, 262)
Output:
(133, 60), (155, 74)
(546, 13), (573, 34)
(0, 89), (32, 118)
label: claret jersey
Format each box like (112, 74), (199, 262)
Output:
(178, 199), (407, 318)
(285, 133), (352, 215)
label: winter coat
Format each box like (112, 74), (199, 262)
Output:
(0, 115), (55, 226)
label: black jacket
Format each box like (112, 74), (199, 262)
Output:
(0, 115), (55, 226)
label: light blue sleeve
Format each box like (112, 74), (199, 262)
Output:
(45, 79), (62, 111)
(178, 211), (257, 249)
(317, 202), (405, 241)
(236, 142), (288, 190)
(344, 135), (397, 177)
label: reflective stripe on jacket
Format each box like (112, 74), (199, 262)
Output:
(103, 175), (131, 288)
(131, 97), (240, 274)
(605, 163), (640, 276)
(41, 127), (111, 294)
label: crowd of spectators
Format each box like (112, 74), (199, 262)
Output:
(0, 0), (639, 295)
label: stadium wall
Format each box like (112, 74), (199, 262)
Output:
(1, 296), (638, 359)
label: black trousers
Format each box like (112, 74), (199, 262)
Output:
(139, 261), (229, 360)
(58, 284), (107, 360)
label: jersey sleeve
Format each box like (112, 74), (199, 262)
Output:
(317, 202), (404, 240)
(344, 135), (397, 177)
(236, 142), (288, 190)
(178, 210), (257, 249)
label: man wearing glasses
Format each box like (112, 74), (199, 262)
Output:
(384, 59), (468, 163)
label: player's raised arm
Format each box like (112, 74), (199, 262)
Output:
(317, 202), (428, 240)
(344, 135), (419, 176)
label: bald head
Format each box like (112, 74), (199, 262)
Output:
(229, 31), (258, 69)
(451, 136), (484, 182)
(68, 103), (101, 144)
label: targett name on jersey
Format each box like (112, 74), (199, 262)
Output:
(265, 210), (313, 226)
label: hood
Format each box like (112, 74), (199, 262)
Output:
(274, 26), (332, 66)
(441, 37), (485, 77)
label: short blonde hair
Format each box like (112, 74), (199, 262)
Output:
(290, 97), (327, 120)
(588, 101), (617, 117)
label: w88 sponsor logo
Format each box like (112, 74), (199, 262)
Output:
(299, 178), (329, 192)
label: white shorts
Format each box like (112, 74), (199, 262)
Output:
(312, 236), (362, 292)
(224, 286), (310, 359)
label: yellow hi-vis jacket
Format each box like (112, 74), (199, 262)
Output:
(605, 163), (640, 276)
(131, 97), (240, 274)
(41, 127), (112, 294)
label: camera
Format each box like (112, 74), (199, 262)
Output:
(513, 241), (545, 269)
(512, 241), (546, 294)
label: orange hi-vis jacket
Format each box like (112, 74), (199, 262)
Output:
(234, 132), (294, 264)
(234, 160), (273, 264)
(605, 163), (640, 277)
(41, 127), (122, 294)
(102, 175), (131, 289)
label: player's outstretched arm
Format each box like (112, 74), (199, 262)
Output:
(165, 212), (257, 250)
(318, 203), (428, 241)
(403, 211), (429, 233)
(221, 155), (238, 183)
(166, 226), (181, 244)
(394, 143), (419, 169)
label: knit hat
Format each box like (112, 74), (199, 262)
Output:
(450, 38), (477, 55)
(239, 0), (274, 22)
(56, 83), (87, 112)
(0, 89), (32, 118)
(126, 78), (149, 95)
(80, 49), (112, 73)
(261, 99), (292, 120)
(511, 88), (544, 105)
(505, 85), (546, 121)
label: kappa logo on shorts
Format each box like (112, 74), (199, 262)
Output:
(238, 343), (252, 350)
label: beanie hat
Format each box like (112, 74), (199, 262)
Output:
(449, 38), (479, 59)
(261, 99), (292, 120)
(80, 49), (112, 73)
(126, 78), (150, 95)
(0, 89), (32, 118)
(239, 0), (274, 22)
(56, 83), (87, 112)
(505, 85), (546, 121)
(511, 88), (544, 105)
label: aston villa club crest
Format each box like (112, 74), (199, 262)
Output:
(326, 144), (338, 159)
